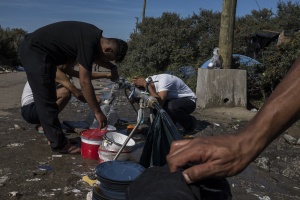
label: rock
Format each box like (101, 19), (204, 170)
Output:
(8, 191), (21, 197)
(283, 134), (297, 144)
(86, 191), (93, 200)
(297, 138), (300, 145)
(7, 143), (24, 148)
(282, 167), (296, 178)
(292, 160), (300, 175)
(0, 176), (9, 186)
(259, 196), (271, 200)
(255, 157), (270, 171)
(14, 124), (21, 129)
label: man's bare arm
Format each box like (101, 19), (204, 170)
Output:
(131, 76), (167, 106)
(55, 68), (85, 102)
(167, 56), (300, 183)
(93, 59), (119, 81)
(65, 68), (111, 80)
(78, 64), (107, 128)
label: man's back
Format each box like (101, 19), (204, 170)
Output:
(25, 21), (102, 68)
(150, 74), (196, 100)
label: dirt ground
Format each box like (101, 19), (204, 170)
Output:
(0, 71), (299, 200)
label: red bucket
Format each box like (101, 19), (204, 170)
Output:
(81, 128), (107, 160)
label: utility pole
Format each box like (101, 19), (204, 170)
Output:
(142, 0), (146, 22)
(219, 0), (237, 69)
(134, 17), (139, 34)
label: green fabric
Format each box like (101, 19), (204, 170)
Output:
(139, 109), (182, 168)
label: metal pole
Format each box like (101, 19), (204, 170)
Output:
(142, 0), (146, 22)
(112, 79), (182, 161)
(113, 106), (144, 161)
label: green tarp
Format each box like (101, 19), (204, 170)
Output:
(139, 109), (182, 168)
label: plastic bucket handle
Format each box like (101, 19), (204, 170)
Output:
(86, 126), (108, 139)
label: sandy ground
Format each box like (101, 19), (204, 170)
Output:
(0, 71), (299, 200)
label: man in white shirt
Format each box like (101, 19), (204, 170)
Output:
(131, 74), (197, 135)
(21, 81), (73, 133)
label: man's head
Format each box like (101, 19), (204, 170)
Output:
(101, 38), (128, 63)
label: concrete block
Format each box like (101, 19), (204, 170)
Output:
(196, 69), (247, 108)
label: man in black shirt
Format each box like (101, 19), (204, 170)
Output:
(19, 21), (128, 154)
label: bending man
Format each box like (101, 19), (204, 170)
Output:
(131, 74), (197, 135)
(19, 21), (128, 154)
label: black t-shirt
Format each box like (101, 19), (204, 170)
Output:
(25, 21), (103, 71)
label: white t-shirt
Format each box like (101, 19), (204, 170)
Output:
(148, 74), (196, 102)
(21, 81), (34, 107)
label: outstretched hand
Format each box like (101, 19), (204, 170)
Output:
(131, 76), (146, 88)
(167, 135), (252, 183)
(94, 111), (107, 129)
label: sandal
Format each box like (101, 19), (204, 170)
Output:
(35, 124), (44, 134)
(57, 140), (81, 154)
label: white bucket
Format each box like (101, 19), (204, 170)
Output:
(98, 148), (130, 164)
(102, 132), (136, 152)
(98, 132), (135, 164)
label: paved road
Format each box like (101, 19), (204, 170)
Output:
(0, 72), (27, 112)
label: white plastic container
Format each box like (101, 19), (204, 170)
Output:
(102, 131), (135, 152)
(98, 132), (136, 164)
(98, 148), (130, 164)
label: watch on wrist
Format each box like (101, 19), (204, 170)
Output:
(145, 82), (150, 93)
(145, 76), (153, 93)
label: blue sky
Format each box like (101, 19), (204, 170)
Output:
(0, 0), (298, 41)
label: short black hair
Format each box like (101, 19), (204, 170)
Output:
(113, 38), (128, 63)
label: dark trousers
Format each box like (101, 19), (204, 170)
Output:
(21, 102), (40, 124)
(163, 98), (196, 130)
(19, 41), (67, 150)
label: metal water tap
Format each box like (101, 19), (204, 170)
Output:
(145, 96), (158, 109)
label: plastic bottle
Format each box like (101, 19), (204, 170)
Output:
(137, 109), (144, 124)
(107, 108), (119, 126)
(89, 105), (110, 129)
(208, 47), (222, 69)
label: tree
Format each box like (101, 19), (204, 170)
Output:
(234, 8), (277, 57)
(277, 1), (300, 30)
(120, 12), (199, 78)
(190, 9), (221, 65)
(0, 26), (27, 68)
(119, 10), (221, 81)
